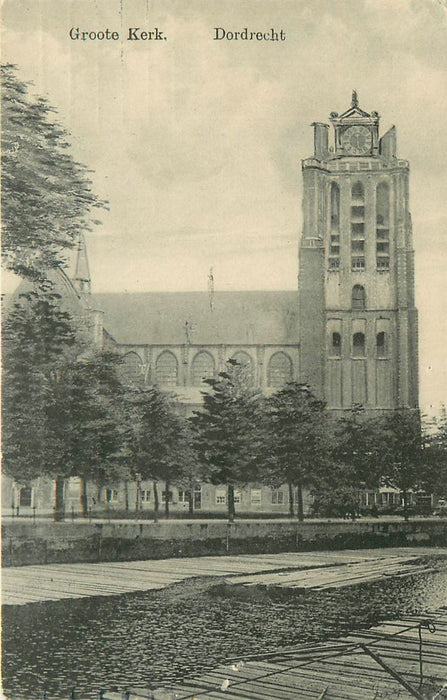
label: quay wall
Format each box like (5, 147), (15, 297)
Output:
(2, 518), (447, 567)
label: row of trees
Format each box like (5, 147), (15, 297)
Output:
(2, 64), (445, 521)
(3, 290), (446, 522)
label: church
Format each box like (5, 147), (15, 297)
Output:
(5, 93), (419, 516)
(85, 91), (418, 415)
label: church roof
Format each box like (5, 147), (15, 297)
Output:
(91, 291), (300, 346)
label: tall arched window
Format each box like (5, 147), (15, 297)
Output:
(232, 351), (254, 385)
(155, 351), (178, 387)
(267, 352), (293, 388)
(329, 182), (340, 270)
(351, 181), (365, 270)
(120, 352), (142, 384)
(353, 332), (366, 358)
(191, 351), (215, 386)
(352, 285), (366, 310)
(330, 332), (342, 357)
(376, 331), (387, 358)
(376, 182), (390, 270)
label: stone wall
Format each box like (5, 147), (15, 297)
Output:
(3, 518), (447, 567)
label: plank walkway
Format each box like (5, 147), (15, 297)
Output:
(102, 608), (447, 700)
(2, 547), (446, 606)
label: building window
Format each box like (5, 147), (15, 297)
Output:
(376, 331), (388, 358)
(161, 491), (173, 503)
(19, 487), (32, 507)
(267, 352), (293, 388)
(234, 489), (242, 504)
(352, 285), (366, 310)
(351, 181), (365, 270)
(377, 258), (390, 271)
(106, 489), (119, 503)
(141, 490), (151, 502)
(192, 351), (215, 386)
(231, 351), (254, 385)
(329, 182), (340, 270)
(353, 332), (366, 358)
(330, 331), (342, 357)
(177, 490), (190, 503)
(271, 490), (284, 505)
(215, 488), (226, 505)
(376, 182), (390, 271)
(120, 352), (142, 384)
(251, 489), (262, 505)
(155, 351), (178, 387)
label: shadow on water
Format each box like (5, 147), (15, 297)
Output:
(2, 556), (447, 699)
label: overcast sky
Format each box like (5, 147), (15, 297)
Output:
(2, 0), (447, 414)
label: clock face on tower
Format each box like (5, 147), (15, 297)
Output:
(342, 125), (372, 155)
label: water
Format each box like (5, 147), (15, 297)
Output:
(2, 556), (447, 699)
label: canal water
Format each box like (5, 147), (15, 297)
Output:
(2, 556), (447, 699)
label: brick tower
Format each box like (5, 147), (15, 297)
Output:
(298, 92), (418, 410)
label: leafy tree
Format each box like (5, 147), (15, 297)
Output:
(126, 387), (193, 520)
(420, 406), (447, 501)
(2, 289), (126, 520)
(331, 406), (384, 494)
(1, 64), (106, 281)
(260, 383), (328, 521)
(2, 289), (79, 518)
(374, 409), (423, 520)
(191, 359), (263, 521)
(52, 350), (128, 518)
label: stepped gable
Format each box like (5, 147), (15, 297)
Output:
(91, 290), (300, 345)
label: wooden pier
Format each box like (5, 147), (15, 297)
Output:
(102, 608), (447, 700)
(3, 547), (446, 606)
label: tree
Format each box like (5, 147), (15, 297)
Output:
(2, 289), (126, 520)
(1, 64), (106, 281)
(331, 406), (384, 490)
(126, 387), (193, 520)
(420, 406), (447, 501)
(52, 350), (129, 518)
(191, 359), (263, 521)
(260, 383), (328, 521)
(2, 289), (78, 518)
(374, 409), (423, 520)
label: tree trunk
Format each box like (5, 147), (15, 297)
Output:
(188, 477), (194, 516)
(165, 479), (170, 518)
(297, 482), (304, 522)
(124, 479), (130, 512)
(79, 476), (88, 518)
(227, 483), (235, 522)
(288, 482), (295, 517)
(403, 490), (409, 521)
(153, 481), (159, 523)
(53, 475), (65, 522)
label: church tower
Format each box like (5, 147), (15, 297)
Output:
(298, 92), (418, 410)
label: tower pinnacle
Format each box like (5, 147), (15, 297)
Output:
(73, 232), (91, 294)
(351, 89), (359, 108)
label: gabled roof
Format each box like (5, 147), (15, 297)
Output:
(330, 91), (379, 124)
(91, 291), (300, 346)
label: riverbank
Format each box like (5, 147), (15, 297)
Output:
(3, 517), (447, 567)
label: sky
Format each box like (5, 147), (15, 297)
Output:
(2, 0), (447, 415)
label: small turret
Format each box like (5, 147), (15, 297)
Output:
(72, 233), (91, 295)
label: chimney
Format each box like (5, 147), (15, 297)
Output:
(312, 122), (329, 159)
(379, 126), (397, 160)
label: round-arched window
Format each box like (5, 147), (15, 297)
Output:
(191, 351), (215, 386)
(120, 352), (142, 384)
(155, 351), (178, 387)
(268, 352), (293, 388)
